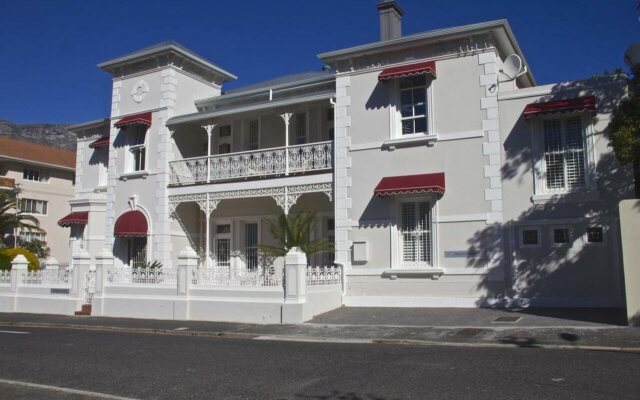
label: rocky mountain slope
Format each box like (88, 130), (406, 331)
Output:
(0, 120), (76, 151)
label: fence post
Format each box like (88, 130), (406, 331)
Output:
(282, 247), (307, 323)
(93, 250), (113, 316)
(176, 247), (197, 320)
(11, 255), (29, 312)
(70, 250), (91, 300)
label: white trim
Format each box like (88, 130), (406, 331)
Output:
(348, 130), (483, 152)
(435, 213), (487, 223)
(343, 295), (482, 308)
(437, 130), (484, 141)
(382, 134), (438, 151)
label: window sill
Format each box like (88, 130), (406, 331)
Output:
(119, 171), (149, 181)
(530, 190), (599, 205)
(382, 134), (438, 151)
(382, 268), (445, 280)
(94, 185), (107, 193)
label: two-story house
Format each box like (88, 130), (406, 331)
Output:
(63, 0), (628, 321)
(0, 136), (76, 263)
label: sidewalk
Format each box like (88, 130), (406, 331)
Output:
(1, 308), (638, 352)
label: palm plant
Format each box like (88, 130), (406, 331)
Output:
(258, 211), (334, 257)
(0, 192), (44, 239)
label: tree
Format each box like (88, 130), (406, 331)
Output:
(0, 191), (44, 242)
(608, 65), (640, 198)
(258, 211), (334, 258)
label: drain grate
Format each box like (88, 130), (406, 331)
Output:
(492, 316), (522, 323)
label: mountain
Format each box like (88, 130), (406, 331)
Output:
(0, 120), (77, 151)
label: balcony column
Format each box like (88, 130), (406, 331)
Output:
(280, 113), (292, 176)
(197, 194), (218, 268)
(202, 124), (216, 183)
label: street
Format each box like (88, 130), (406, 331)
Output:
(0, 327), (638, 399)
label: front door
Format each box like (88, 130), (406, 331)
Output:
(215, 223), (231, 267)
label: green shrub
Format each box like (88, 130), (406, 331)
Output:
(0, 252), (11, 271)
(0, 248), (40, 271)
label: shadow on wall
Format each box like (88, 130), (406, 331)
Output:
(466, 77), (632, 321)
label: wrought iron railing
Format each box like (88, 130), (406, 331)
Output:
(306, 265), (342, 286)
(21, 269), (70, 285)
(169, 141), (332, 185)
(107, 268), (178, 285)
(192, 265), (283, 287)
(0, 270), (11, 284)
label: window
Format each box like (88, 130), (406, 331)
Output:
(586, 226), (604, 243)
(127, 237), (147, 269)
(19, 231), (46, 243)
(399, 76), (427, 135)
(19, 198), (48, 215)
(399, 201), (432, 267)
(23, 168), (48, 183)
(543, 117), (586, 192)
(247, 120), (259, 150)
(293, 113), (306, 144)
(521, 229), (539, 247)
(219, 125), (231, 137)
(552, 227), (570, 246)
(218, 125), (232, 154)
(127, 126), (147, 172)
(245, 223), (258, 270)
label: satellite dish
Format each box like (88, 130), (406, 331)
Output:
(501, 54), (523, 80)
(624, 43), (640, 67)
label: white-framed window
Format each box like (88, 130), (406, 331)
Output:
(585, 226), (605, 244)
(244, 222), (259, 270)
(542, 116), (587, 192)
(127, 125), (147, 172)
(23, 168), (49, 183)
(520, 228), (540, 248)
(18, 198), (48, 215)
(398, 200), (433, 267)
(399, 76), (428, 136)
(218, 125), (232, 154)
(551, 227), (571, 246)
(19, 230), (46, 243)
(214, 222), (232, 267)
(246, 119), (259, 151)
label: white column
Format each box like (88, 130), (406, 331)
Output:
(203, 124), (215, 183)
(281, 247), (308, 323)
(280, 113), (292, 176)
(205, 195), (211, 268)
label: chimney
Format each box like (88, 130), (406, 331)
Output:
(377, 0), (404, 41)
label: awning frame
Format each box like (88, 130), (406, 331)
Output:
(114, 210), (149, 238)
(374, 172), (445, 197)
(523, 96), (596, 120)
(58, 211), (89, 227)
(378, 60), (437, 82)
(114, 112), (152, 128)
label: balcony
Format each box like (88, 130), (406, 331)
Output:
(0, 177), (15, 190)
(169, 141), (332, 186)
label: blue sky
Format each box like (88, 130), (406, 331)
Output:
(0, 0), (637, 124)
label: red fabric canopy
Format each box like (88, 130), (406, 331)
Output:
(114, 210), (148, 237)
(114, 112), (152, 128)
(374, 173), (445, 197)
(378, 60), (437, 82)
(523, 96), (596, 119)
(58, 211), (89, 227)
(89, 136), (110, 149)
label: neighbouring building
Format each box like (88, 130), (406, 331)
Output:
(0, 136), (76, 263)
(54, 1), (629, 321)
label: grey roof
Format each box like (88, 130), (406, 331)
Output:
(224, 70), (334, 95)
(318, 19), (535, 86)
(98, 40), (237, 82)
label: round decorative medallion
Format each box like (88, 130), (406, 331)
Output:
(131, 79), (149, 103)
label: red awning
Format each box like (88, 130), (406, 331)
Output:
(374, 173), (445, 197)
(523, 96), (596, 120)
(378, 60), (437, 82)
(58, 211), (89, 227)
(114, 112), (152, 128)
(114, 210), (148, 237)
(89, 136), (110, 149)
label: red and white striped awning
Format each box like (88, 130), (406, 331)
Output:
(378, 61), (437, 82)
(58, 211), (89, 227)
(374, 173), (445, 197)
(114, 210), (148, 237)
(89, 136), (109, 149)
(523, 96), (596, 119)
(114, 112), (152, 128)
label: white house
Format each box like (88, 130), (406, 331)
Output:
(52, 1), (629, 322)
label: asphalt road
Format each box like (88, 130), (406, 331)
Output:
(0, 327), (638, 400)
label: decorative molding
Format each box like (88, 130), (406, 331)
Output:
(131, 79), (149, 103)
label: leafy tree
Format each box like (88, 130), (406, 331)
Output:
(258, 211), (334, 258)
(608, 65), (640, 198)
(0, 192), (44, 237)
(17, 238), (50, 260)
(0, 247), (40, 271)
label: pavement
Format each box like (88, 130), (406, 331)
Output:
(0, 307), (639, 352)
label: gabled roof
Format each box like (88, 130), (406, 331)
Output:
(0, 136), (76, 170)
(318, 19), (535, 87)
(98, 40), (237, 84)
(224, 70), (334, 95)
